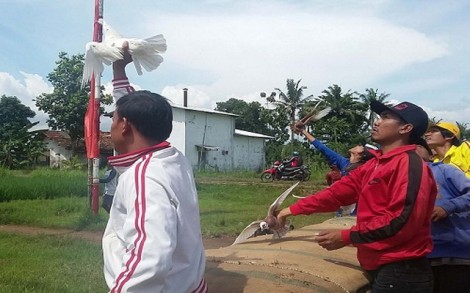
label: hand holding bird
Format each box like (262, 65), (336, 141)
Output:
(291, 102), (331, 134)
(232, 181), (300, 245)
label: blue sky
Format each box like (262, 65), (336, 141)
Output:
(1, 0), (469, 131)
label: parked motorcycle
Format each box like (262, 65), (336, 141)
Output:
(260, 160), (310, 182)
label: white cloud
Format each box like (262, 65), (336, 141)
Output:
(149, 6), (447, 102)
(425, 106), (470, 125)
(0, 71), (53, 128)
(162, 85), (213, 109)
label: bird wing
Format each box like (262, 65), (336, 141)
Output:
(128, 38), (165, 75)
(301, 107), (332, 124)
(232, 221), (262, 245)
(143, 34), (167, 53)
(81, 42), (123, 87)
(267, 181), (300, 216)
(82, 42), (105, 87)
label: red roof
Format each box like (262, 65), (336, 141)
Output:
(43, 131), (114, 152)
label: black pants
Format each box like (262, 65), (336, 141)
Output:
(432, 264), (470, 293)
(102, 194), (114, 213)
(367, 257), (433, 293)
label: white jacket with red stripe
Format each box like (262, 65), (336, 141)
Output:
(102, 79), (207, 293)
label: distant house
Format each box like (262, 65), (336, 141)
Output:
(41, 131), (113, 168)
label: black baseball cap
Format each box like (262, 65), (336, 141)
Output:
(415, 137), (433, 156)
(103, 111), (114, 118)
(370, 100), (429, 138)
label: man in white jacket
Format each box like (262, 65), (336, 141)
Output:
(102, 43), (207, 293)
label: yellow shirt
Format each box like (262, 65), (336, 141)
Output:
(433, 142), (470, 178)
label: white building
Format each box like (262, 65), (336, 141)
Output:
(169, 104), (272, 171)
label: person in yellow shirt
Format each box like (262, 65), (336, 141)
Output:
(425, 121), (470, 178)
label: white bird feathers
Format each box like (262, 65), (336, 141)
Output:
(232, 181), (300, 245)
(301, 100), (332, 124)
(81, 19), (167, 87)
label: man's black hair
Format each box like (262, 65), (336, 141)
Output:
(344, 147), (375, 172)
(440, 129), (461, 147)
(116, 90), (173, 142)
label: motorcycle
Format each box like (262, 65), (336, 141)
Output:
(260, 160), (310, 182)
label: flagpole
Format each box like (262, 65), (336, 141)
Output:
(88, 0), (103, 214)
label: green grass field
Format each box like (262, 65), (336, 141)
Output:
(0, 168), (333, 292)
(0, 233), (107, 293)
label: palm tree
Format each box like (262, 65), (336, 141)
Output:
(269, 79), (314, 141)
(359, 88), (391, 129)
(457, 121), (470, 141)
(318, 84), (365, 123)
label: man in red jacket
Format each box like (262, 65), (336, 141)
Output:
(277, 100), (436, 292)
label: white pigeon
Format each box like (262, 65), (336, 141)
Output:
(82, 41), (123, 87)
(232, 181), (300, 245)
(81, 19), (167, 87)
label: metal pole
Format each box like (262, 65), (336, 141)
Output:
(88, 0), (103, 214)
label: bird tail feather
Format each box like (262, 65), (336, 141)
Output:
(272, 219), (291, 239)
(144, 34), (167, 53)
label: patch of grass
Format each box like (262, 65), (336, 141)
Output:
(0, 233), (107, 293)
(0, 169), (88, 202)
(0, 197), (108, 231)
(197, 182), (333, 237)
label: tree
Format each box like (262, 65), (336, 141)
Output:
(313, 85), (368, 146)
(456, 122), (470, 141)
(359, 88), (391, 130)
(261, 104), (290, 144)
(35, 52), (112, 154)
(215, 98), (270, 135)
(266, 79), (314, 141)
(319, 85), (366, 122)
(262, 104), (291, 166)
(0, 95), (45, 168)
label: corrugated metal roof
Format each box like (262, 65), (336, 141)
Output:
(171, 104), (239, 117)
(234, 129), (273, 139)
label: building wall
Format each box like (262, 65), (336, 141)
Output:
(168, 108), (186, 155)
(184, 110), (235, 171)
(233, 136), (266, 172)
(46, 140), (72, 168)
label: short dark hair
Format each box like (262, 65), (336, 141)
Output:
(116, 90), (173, 142)
(440, 129), (461, 147)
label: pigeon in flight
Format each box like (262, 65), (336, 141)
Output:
(81, 19), (167, 87)
(232, 181), (300, 245)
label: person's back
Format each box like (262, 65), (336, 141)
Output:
(102, 42), (206, 293)
(103, 145), (206, 292)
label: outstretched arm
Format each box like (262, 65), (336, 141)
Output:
(112, 41), (133, 80)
